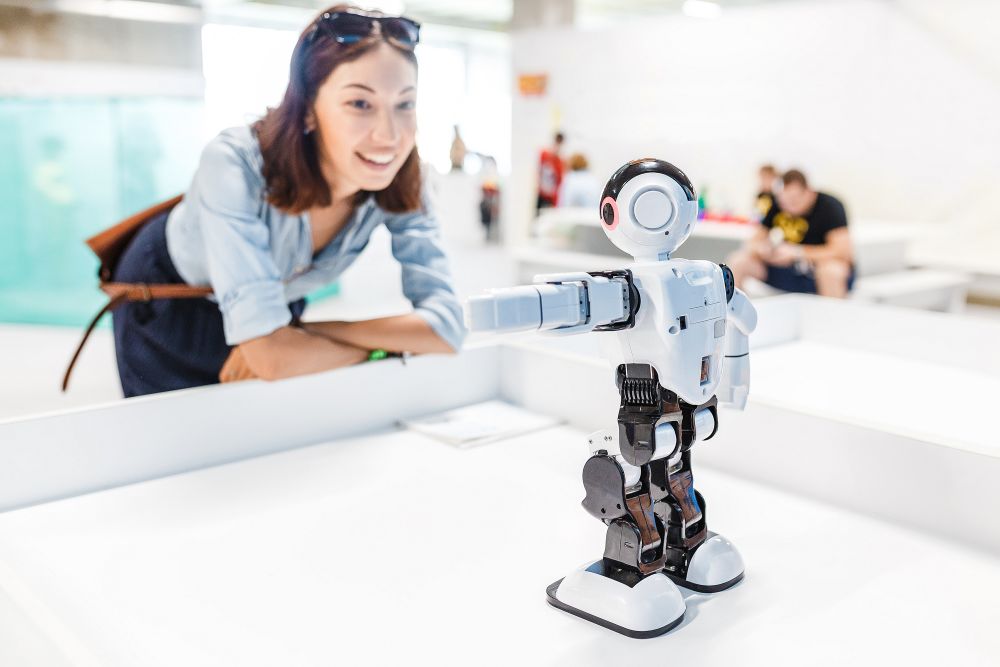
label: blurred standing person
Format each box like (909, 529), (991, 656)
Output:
(754, 164), (778, 221)
(536, 131), (564, 212)
(558, 153), (600, 209)
(479, 155), (500, 242)
(726, 169), (854, 298)
(449, 125), (466, 172)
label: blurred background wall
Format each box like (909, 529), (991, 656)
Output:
(506, 0), (1000, 242)
(1, 0), (998, 328)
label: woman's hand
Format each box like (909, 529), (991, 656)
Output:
(301, 314), (455, 355)
(219, 346), (258, 383)
(238, 325), (370, 381)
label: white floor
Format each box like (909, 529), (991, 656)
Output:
(965, 302), (1000, 322)
(0, 325), (121, 422)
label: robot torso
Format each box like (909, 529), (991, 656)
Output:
(600, 259), (728, 405)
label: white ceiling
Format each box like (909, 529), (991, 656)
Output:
(2, 0), (799, 31)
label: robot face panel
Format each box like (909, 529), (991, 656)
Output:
(599, 159), (699, 259)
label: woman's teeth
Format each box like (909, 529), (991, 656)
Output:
(358, 152), (395, 166)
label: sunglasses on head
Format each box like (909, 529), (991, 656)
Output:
(310, 10), (421, 48)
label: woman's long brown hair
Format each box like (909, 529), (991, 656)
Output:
(253, 5), (422, 215)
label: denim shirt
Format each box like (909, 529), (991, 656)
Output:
(164, 126), (465, 350)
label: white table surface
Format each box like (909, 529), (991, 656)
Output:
(1, 415), (998, 666)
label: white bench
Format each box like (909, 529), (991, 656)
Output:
(745, 268), (971, 312)
(849, 268), (971, 311)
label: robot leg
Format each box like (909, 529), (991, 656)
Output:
(580, 453), (666, 576)
(652, 402), (744, 592)
(545, 452), (685, 637)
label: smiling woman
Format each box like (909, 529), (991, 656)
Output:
(107, 4), (465, 397)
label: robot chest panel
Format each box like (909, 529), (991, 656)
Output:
(637, 260), (726, 336)
(612, 261), (727, 401)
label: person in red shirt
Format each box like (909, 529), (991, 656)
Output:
(536, 131), (565, 211)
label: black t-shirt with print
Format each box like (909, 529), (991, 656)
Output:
(762, 192), (847, 245)
(755, 190), (774, 219)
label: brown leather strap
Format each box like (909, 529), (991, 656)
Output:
(62, 293), (128, 392)
(61, 281), (214, 392)
(65, 194), (198, 392)
(87, 195), (184, 282)
(100, 282), (213, 300)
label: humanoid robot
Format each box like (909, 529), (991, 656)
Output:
(466, 159), (758, 638)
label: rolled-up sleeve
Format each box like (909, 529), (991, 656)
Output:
(193, 137), (291, 345)
(384, 206), (466, 351)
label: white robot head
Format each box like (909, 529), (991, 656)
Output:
(599, 159), (699, 261)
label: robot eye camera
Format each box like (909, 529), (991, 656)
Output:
(599, 158), (700, 261)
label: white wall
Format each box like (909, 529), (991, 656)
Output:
(506, 0), (1000, 243)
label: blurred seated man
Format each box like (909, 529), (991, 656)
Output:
(727, 169), (854, 298)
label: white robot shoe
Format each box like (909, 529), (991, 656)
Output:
(667, 533), (745, 593)
(546, 560), (686, 638)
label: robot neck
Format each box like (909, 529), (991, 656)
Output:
(631, 251), (670, 263)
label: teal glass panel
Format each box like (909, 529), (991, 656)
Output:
(0, 97), (204, 326)
(0, 97), (340, 328)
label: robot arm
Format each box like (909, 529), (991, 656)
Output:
(717, 287), (757, 410)
(466, 271), (636, 336)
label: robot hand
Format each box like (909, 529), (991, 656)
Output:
(717, 354), (750, 410)
(466, 271), (633, 336)
(716, 288), (757, 410)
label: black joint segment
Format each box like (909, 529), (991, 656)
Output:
(618, 415), (658, 466)
(581, 455), (629, 521)
(600, 559), (646, 588)
(649, 458), (674, 502)
(704, 405), (719, 441)
(604, 519), (643, 569)
(589, 269), (640, 332)
(620, 378), (659, 406)
(615, 363), (658, 402)
(719, 264), (735, 302)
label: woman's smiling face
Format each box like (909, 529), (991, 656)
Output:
(308, 41), (417, 198)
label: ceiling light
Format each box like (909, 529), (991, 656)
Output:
(682, 0), (722, 20)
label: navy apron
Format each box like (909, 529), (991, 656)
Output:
(111, 211), (305, 397)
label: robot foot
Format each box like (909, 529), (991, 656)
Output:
(665, 533), (745, 593)
(546, 560), (685, 638)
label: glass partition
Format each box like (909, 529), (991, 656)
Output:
(0, 97), (204, 326)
